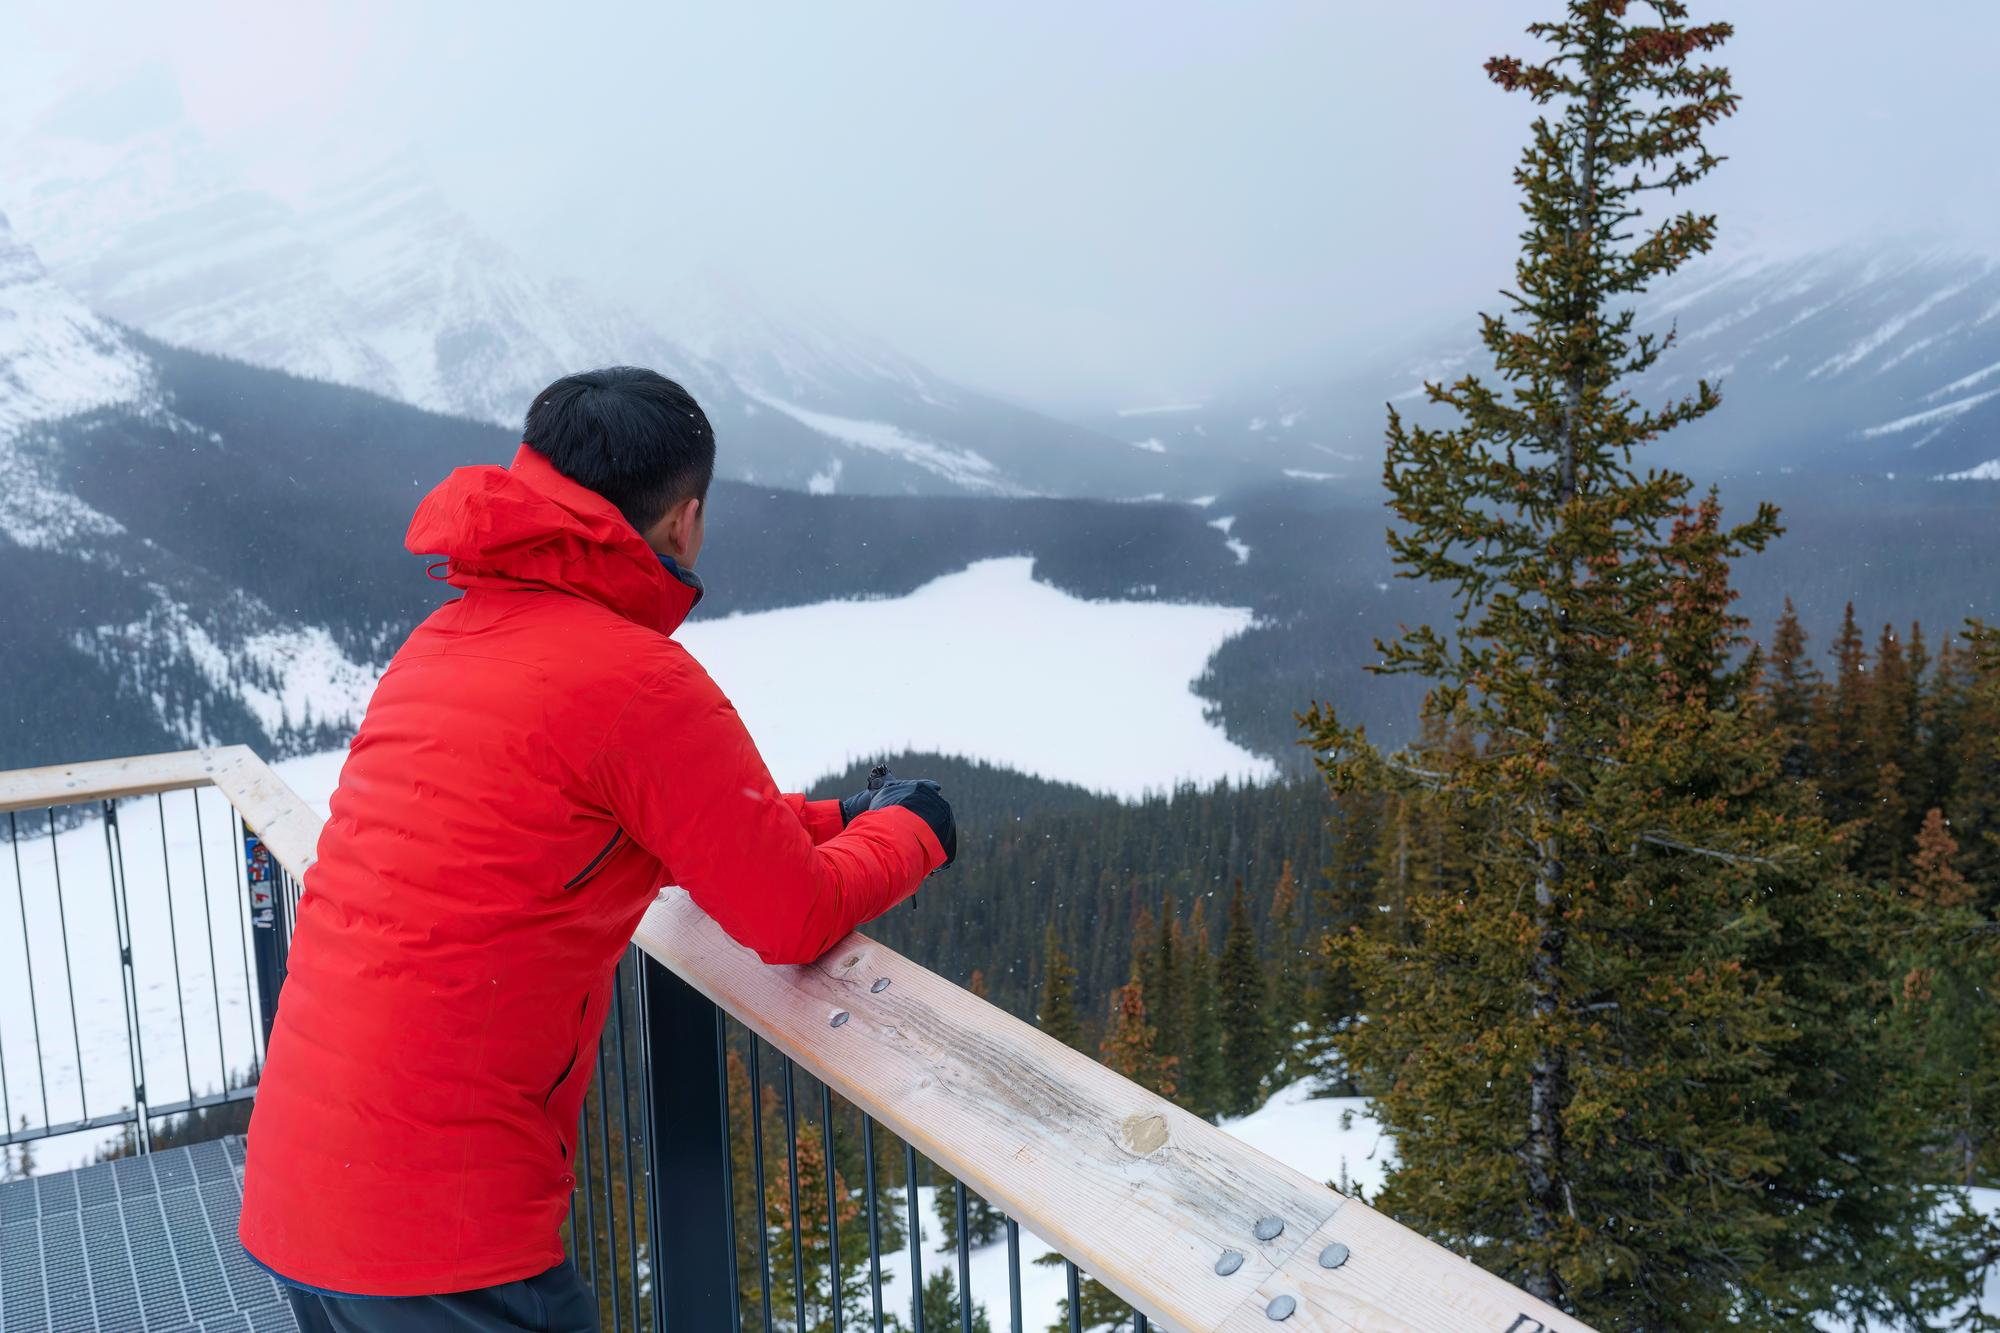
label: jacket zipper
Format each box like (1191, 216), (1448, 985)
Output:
(542, 995), (591, 1161)
(563, 829), (625, 890)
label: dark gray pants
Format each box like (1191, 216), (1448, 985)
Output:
(282, 1260), (597, 1332)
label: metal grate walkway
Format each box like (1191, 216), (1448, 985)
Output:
(0, 1137), (294, 1332)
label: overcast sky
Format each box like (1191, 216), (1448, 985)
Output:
(8, 0), (1997, 410)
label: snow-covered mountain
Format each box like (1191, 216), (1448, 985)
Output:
(3, 69), (1201, 500)
(0, 213), (382, 761)
(0, 216), (1266, 770)
(1095, 240), (2000, 489)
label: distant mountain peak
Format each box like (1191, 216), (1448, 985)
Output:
(664, 263), (943, 407)
(0, 215), (155, 440)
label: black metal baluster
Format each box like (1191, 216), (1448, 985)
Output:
(188, 792), (231, 1091)
(954, 1183), (973, 1333)
(632, 958), (655, 1333)
(579, 1082), (600, 1300)
(745, 1036), (775, 1333)
(715, 1008), (742, 1333)
(905, 1143), (925, 1333)
(154, 795), (196, 1103)
(52, 809), (92, 1125)
(229, 813), (263, 1075)
(611, 961), (643, 1333)
(1065, 1263), (1082, 1333)
(0, 961), (9, 1136)
(595, 1038), (623, 1333)
(100, 802), (148, 1147)
(780, 1058), (807, 1331)
(819, 1081), (844, 1333)
(1005, 1219), (1022, 1333)
(863, 1117), (885, 1333)
(8, 811), (52, 1128)
(568, 1192), (580, 1277)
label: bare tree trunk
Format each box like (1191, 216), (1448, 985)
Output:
(1522, 37), (1605, 1307)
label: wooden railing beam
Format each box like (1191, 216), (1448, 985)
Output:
(632, 888), (1593, 1333)
(0, 745), (323, 876)
(0, 746), (1589, 1331)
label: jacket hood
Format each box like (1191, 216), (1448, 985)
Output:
(405, 444), (701, 634)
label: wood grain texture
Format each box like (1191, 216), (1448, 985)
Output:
(0, 746), (323, 877)
(632, 887), (1594, 1333)
(0, 748), (218, 812)
(199, 747), (323, 876)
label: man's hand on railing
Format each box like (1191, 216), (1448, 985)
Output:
(842, 764), (956, 870)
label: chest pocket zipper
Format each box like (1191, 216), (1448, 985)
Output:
(564, 830), (625, 890)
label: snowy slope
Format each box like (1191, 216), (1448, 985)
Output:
(0, 211), (158, 547)
(3, 70), (1170, 499)
(1119, 240), (2000, 489)
(0, 217), (383, 759)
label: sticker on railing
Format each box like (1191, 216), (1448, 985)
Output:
(245, 827), (278, 929)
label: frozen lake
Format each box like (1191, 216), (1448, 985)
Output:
(4, 557), (1267, 1171)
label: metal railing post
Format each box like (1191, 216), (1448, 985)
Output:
(242, 822), (288, 1045)
(640, 955), (734, 1331)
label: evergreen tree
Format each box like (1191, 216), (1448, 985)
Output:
(7, 1118), (32, 1179)
(1950, 621), (2000, 899)
(1099, 970), (1177, 1098)
(931, 1171), (1006, 1266)
(1217, 881), (1273, 1118)
(1179, 899), (1224, 1121)
(1893, 808), (1999, 1188)
(1856, 623), (1920, 881)
(1148, 895), (1186, 1067)
(1310, 793), (1382, 1091)
(1036, 922), (1084, 1053)
(920, 1267), (992, 1333)
(1814, 602), (1873, 825)
(1267, 861), (1308, 1078)
(1763, 597), (1819, 778)
(1303, 6), (1976, 1323)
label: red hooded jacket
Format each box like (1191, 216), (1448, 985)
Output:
(238, 445), (943, 1295)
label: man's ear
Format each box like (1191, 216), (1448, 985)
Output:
(645, 495), (702, 561)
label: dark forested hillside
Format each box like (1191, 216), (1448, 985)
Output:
(808, 751), (1332, 1033)
(10, 332), (1993, 790)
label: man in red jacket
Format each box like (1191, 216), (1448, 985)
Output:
(239, 367), (954, 1332)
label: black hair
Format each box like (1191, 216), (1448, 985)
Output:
(523, 367), (716, 534)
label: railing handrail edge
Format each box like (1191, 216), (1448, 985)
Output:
(0, 746), (323, 879)
(633, 888), (1592, 1333)
(0, 747), (1587, 1332)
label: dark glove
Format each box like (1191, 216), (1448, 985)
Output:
(838, 763), (894, 827)
(866, 778), (956, 869)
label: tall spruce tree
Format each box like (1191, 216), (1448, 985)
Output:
(1303, 4), (1977, 1323)
(1217, 881), (1273, 1118)
(1950, 621), (2000, 898)
(1179, 898), (1224, 1121)
(1267, 861), (1308, 1077)
(1100, 969), (1177, 1099)
(1893, 808), (1999, 1189)
(1149, 895), (1186, 1066)
(1815, 602), (1873, 825)
(1036, 921), (1085, 1053)
(1763, 598), (1819, 779)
